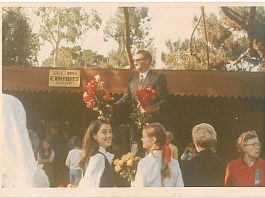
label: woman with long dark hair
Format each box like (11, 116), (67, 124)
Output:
(134, 123), (184, 187)
(78, 119), (114, 187)
(37, 139), (55, 186)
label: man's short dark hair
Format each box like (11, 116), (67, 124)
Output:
(136, 50), (152, 64)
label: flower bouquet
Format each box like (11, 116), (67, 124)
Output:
(83, 75), (113, 122)
(113, 152), (141, 182)
(130, 86), (158, 129)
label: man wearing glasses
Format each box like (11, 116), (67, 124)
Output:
(114, 50), (170, 156)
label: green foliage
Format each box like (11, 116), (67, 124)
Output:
(197, 13), (232, 49)
(221, 7), (265, 70)
(107, 49), (128, 68)
(35, 7), (102, 67)
(162, 7), (265, 71)
(2, 7), (40, 66)
(161, 39), (189, 69)
(42, 46), (107, 68)
(79, 49), (107, 68)
(104, 7), (154, 68)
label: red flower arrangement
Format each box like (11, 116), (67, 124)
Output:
(130, 86), (158, 129)
(135, 86), (157, 106)
(83, 75), (113, 122)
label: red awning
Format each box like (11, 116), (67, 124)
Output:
(3, 66), (265, 98)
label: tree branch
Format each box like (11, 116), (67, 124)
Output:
(247, 7), (256, 46)
(221, 7), (248, 29)
(229, 48), (250, 65)
(189, 14), (202, 55)
(201, 6), (210, 69)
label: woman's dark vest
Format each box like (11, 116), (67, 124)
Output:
(98, 151), (114, 187)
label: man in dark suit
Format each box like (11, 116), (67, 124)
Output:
(114, 50), (170, 156)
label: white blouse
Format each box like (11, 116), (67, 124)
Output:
(78, 147), (114, 188)
(65, 148), (83, 170)
(134, 150), (184, 187)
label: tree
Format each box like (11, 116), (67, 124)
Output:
(107, 49), (128, 68)
(161, 39), (189, 69)
(35, 7), (101, 67)
(42, 46), (107, 68)
(162, 7), (264, 71)
(80, 49), (107, 68)
(104, 7), (153, 68)
(123, 7), (134, 69)
(221, 7), (265, 70)
(2, 7), (40, 66)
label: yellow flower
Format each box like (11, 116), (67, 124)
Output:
(126, 159), (133, 166)
(115, 165), (122, 172)
(112, 152), (142, 182)
(128, 152), (135, 160)
(113, 159), (119, 165)
(121, 155), (127, 162)
(117, 160), (124, 166)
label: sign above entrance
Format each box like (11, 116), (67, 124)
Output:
(49, 69), (80, 87)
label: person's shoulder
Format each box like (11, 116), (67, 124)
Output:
(182, 155), (196, 166)
(3, 94), (24, 111)
(129, 75), (138, 84)
(169, 143), (178, 150)
(228, 158), (242, 167)
(257, 158), (265, 165)
(3, 94), (21, 103)
(92, 152), (105, 158)
(76, 148), (83, 153)
(150, 70), (167, 82)
(149, 69), (160, 76)
(149, 69), (165, 76)
(89, 153), (105, 164)
(69, 148), (79, 154)
(138, 153), (153, 166)
(183, 151), (204, 167)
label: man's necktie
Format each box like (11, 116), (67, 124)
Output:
(139, 74), (144, 89)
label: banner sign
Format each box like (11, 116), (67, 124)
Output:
(49, 69), (80, 87)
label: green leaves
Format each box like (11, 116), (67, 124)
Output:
(36, 7), (102, 67)
(162, 7), (265, 71)
(42, 46), (107, 68)
(104, 7), (154, 68)
(2, 7), (39, 66)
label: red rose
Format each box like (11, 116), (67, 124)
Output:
(103, 93), (112, 101)
(83, 75), (113, 121)
(135, 86), (157, 106)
